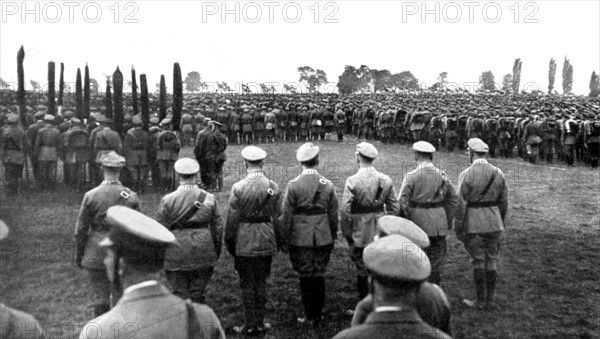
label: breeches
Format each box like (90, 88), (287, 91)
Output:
(467, 231), (502, 270)
(289, 244), (334, 278)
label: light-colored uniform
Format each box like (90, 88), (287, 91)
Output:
(398, 162), (458, 284)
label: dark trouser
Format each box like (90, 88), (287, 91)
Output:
(165, 267), (214, 303)
(199, 161), (215, 189)
(466, 232), (502, 305)
(289, 244), (333, 321)
(215, 161), (224, 191)
(424, 236), (446, 285)
(89, 162), (102, 185)
(588, 142), (600, 168)
(564, 144), (576, 165)
(3, 162), (23, 195)
(234, 256), (273, 328)
(127, 165), (148, 193)
(38, 161), (56, 189)
(349, 245), (369, 300)
(86, 268), (111, 316)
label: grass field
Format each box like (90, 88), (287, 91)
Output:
(1, 137), (599, 339)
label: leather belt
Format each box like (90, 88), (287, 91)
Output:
(294, 206), (327, 215)
(466, 201), (500, 208)
(409, 201), (445, 209)
(240, 216), (272, 223)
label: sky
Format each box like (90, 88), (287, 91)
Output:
(0, 0), (599, 95)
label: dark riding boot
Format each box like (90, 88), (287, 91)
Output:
(463, 268), (486, 309)
(485, 269), (498, 309)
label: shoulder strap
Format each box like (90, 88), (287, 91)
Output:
(185, 299), (202, 339)
(432, 174), (447, 201)
(170, 190), (207, 228)
(477, 171), (497, 202)
(374, 176), (384, 203)
(311, 177), (327, 207)
(262, 180), (276, 207)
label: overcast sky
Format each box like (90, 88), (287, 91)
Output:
(1, 1), (599, 95)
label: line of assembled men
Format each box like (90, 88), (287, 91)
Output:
(178, 99), (600, 169)
(71, 135), (506, 338)
(0, 108), (228, 196)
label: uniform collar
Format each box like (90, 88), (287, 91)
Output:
(178, 184), (198, 190)
(473, 159), (489, 165)
(101, 180), (122, 185)
(417, 162), (434, 169)
(123, 280), (159, 295)
(302, 169), (319, 175)
(246, 168), (264, 180)
(358, 166), (377, 173)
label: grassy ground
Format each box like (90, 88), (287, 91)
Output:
(1, 136), (599, 339)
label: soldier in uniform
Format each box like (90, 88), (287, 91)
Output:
(78, 206), (226, 339)
(282, 143), (338, 326)
(74, 151), (140, 317)
(34, 115), (61, 190)
(225, 146), (283, 335)
(334, 105), (346, 142)
(583, 114), (600, 168)
(240, 107), (254, 144)
(496, 115), (514, 158)
(265, 108), (276, 143)
(310, 107), (323, 141)
(194, 119), (215, 189)
(541, 114), (560, 163)
(155, 118), (181, 191)
(212, 121), (228, 192)
(455, 138), (508, 310)
(148, 116), (162, 190)
(92, 116), (123, 184)
(1, 114), (30, 195)
(124, 115), (150, 193)
(0, 221), (46, 339)
(522, 115), (543, 163)
(298, 107), (310, 141)
(88, 114), (105, 185)
(180, 111), (194, 146)
(341, 142), (399, 303)
(156, 158), (223, 303)
(398, 141), (458, 285)
(253, 108), (266, 144)
(26, 111), (45, 181)
(350, 216), (451, 335)
(62, 118), (90, 191)
(332, 235), (451, 339)
(278, 106), (289, 142)
(228, 107), (241, 144)
(288, 104), (299, 142)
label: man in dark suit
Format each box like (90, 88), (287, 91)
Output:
(78, 206), (225, 339)
(281, 143), (339, 327)
(332, 235), (451, 339)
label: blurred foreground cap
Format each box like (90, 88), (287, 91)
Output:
(363, 235), (430, 282)
(296, 142), (320, 162)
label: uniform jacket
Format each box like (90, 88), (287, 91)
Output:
(0, 303), (45, 339)
(155, 130), (180, 161)
(194, 127), (214, 162)
(78, 283), (225, 339)
(333, 308), (452, 339)
(124, 127), (150, 166)
(0, 124), (30, 164)
(225, 168), (283, 257)
(341, 167), (399, 247)
(398, 162), (458, 237)
(26, 120), (44, 150)
(156, 185), (223, 270)
(454, 159), (508, 234)
(282, 169), (338, 247)
(75, 181), (140, 269)
(34, 124), (61, 161)
(62, 126), (91, 164)
(93, 127), (123, 162)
